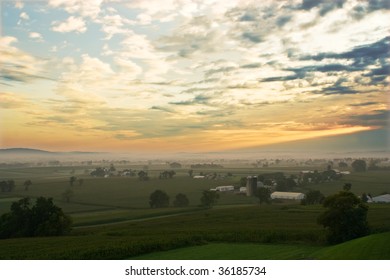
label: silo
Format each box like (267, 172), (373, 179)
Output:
(246, 176), (257, 196)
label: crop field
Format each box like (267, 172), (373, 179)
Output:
(0, 164), (389, 259)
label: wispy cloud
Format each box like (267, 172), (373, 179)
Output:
(52, 16), (87, 33)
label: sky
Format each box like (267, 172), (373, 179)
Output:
(0, 0), (389, 153)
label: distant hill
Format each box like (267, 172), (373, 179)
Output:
(0, 148), (55, 154)
(0, 148), (106, 162)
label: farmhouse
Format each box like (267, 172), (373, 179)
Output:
(193, 175), (205, 179)
(271, 191), (305, 200)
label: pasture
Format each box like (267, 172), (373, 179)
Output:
(0, 163), (389, 259)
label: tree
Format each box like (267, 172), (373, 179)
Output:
(351, 159), (367, 172)
(78, 178), (84, 186)
(173, 193), (189, 207)
(301, 190), (325, 205)
(338, 161), (348, 169)
(317, 187), (369, 244)
(343, 183), (352, 191)
(200, 190), (219, 208)
(109, 163), (116, 172)
(169, 162), (182, 168)
(188, 169), (193, 177)
(149, 190), (170, 208)
(0, 180), (15, 192)
(255, 187), (271, 204)
(69, 176), (77, 186)
(62, 189), (74, 203)
(23, 179), (32, 191)
(0, 197), (72, 239)
(138, 170), (149, 181)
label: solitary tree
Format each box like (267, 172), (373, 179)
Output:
(149, 190), (170, 208)
(200, 190), (219, 208)
(351, 159), (367, 172)
(69, 176), (77, 186)
(23, 179), (32, 191)
(173, 193), (190, 207)
(62, 189), (74, 203)
(188, 169), (193, 177)
(317, 186), (369, 244)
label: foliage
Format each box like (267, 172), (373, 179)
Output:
(255, 187), (271, 204)
(0, 180), (15, 192)
(69, 176), (77, 186)
(23, 179), (32, 191)
(62, 189), (74, 203)
(317, 189), (369, 244)
(159, 170), (176, 179)
(173, 193), (189, 207)
(0, 197), (72, 239)
(200, 190), (220, 208)
(301, 190), (325, 205)
(149, 190), (170, 208)
(138, 171), (149, 181)
(352, 159), (367, 172)
(169, 162), (182, 168)
(90, 167), (106, 177)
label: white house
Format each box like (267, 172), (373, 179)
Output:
(271, 191), (305, 200)
(193, 175), (205, 179)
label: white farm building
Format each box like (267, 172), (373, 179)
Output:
(215, 185), (235, 192)
(271, 191), (305, 200)
(368, 194), (390, 203)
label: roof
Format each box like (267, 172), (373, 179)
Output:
(371, 194), (390, 203)
(271, 191), (305, 200)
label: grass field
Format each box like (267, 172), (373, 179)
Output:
(0, 165), (389, 259)
(130, 231), (390, 260)
(130, 243), (323, 260)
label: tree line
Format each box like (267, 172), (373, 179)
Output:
(149, 190), (219, 209)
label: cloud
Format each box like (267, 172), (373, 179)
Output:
(297, 0), (347, 16)
(20, 12), (29, 20)
(345, 110), (389, 127)
(170, 94), (213, 106)
(349, 102), (379, 107)
(261, 36), (389, 91)
(0, 92), (29, 109)
(0, 36), (49, 83)
(52, 16), (87, 33)
(302, 36), (389, 66)
(29, 32), (44, 42)
(15, 1), (24, 9)
(150, 106), (176, 113)
(159, 15), (223, 57)
(49, 0), (103, 19)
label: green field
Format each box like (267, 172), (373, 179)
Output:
(0, 165), (389, 259)
(131, 243), (322, 260)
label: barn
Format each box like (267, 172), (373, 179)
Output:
(271, 191), (305, 200)
(215, 185), (235, 192)
(369, 194), (390, 203)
